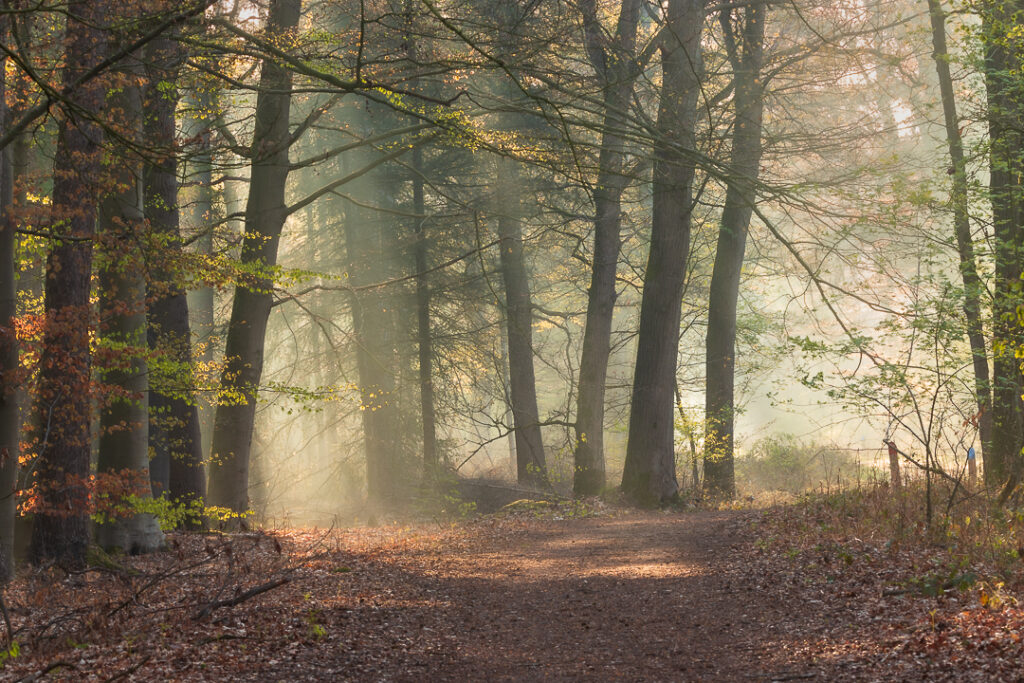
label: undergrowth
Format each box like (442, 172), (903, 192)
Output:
(761, 479), (1024, 593)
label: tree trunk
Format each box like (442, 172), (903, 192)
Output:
(485, 2), (547, 489)
(95, 56), (163, 554)
(411, 147), (438, 477)
(400, 5), (438, 479)
(982, 0), (1024, 489)
(500, 321), (516, 469)
(496, 158), (548, 488)
(143, 34), (207, 513)
(182, 89), (216, 463)
(621, 0), (703, 506)
(30, 0), (110, 568)
(927, 0), (993, 476)
(341, 176), (401, 502)
(208, 0), (300, 515)
(0, 3), (18, 580)
(573, 0), (642, 497)
(703, 1), (766, 501)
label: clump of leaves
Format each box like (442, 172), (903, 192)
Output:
(91, 492), (253, 532)
(441, 492), (477, 519)
(906, 565), (978, 597)
(0, 641), (18, 669)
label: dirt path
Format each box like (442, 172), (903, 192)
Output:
(264, 510), (820, 681)
(6, 507), (1014, 681)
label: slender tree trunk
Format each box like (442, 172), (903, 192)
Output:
(182, 89), (215, 463)
(926, 0), (993, 476)
(982, 0), (1024, 490)
(0, 3), (18, 580)
(301, 200), (330, 469)
(8, 5), (36, 576)
(208, 0), (300, 515)
(573, 0), (642, 497)
(621, 0), (703, 506)
(143, 34), (207, 512)
(704, 1), (766, 500)
(30, 0), (110, 568)
(496, 158), (547, 487)
(500, 321), (516, 469)
(411, 147), (438, 476)
(341, 176), (400, 502)
(486, 3), (547, 489)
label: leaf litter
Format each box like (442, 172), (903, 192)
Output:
(0, 497), (1020, 680)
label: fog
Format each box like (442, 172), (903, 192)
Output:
(165, 0), (1000, 523)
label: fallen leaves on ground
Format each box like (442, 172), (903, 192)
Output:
(752, 495), (1024, 681)
(1, 497), (1021, 681)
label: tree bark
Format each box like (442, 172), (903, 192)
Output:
(339, 154), (402, 502)
(573, 0), (643, 497)
(143, 34), (207, 513)
(621, 0), (703, 506)
(0, 3), (18, 580)
(182, 88), (216, 463)
(208, 0), (300, 515)
(95, 55), (164, 554)
(496, 158), (548, 488)
(486, 2), (548, 489)
(926, 0), (993, 479)
(982, 0), (1024, 489)
(703, 1), (766, 501)
(30, 0), (109, 568)
(345, 217), (400, 501)
(411, 147), (438, 477)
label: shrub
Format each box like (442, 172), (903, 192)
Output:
(736, 434), (865, 495)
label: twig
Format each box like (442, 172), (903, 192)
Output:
(15, 660), (77, 683)
(102, 655), (151, 683)
(884, 440), (959, 486)
(199, 633), (249, 645)
(879, 641), (904, 664)
(193, 577), (291, 620)
(107, 552), (223, 620)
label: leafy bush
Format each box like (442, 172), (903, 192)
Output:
(736, 434), (865, 495)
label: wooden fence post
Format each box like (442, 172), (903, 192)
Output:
(886, 440), (900, 489)
(967, 446), (977, 490)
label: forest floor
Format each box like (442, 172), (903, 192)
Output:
(3, 498), (1023, 681)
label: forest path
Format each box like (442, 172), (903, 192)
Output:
(276, 510), (824, 681)
(3, 506), (998, 680)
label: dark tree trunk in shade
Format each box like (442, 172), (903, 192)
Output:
(621, 0), (703, 506)
(926, 0), (993, 478)
(982, 0), (1024, 489)
(143, 34), (207, 512)
(95, 54), (164, 554)
(29, 0), (109, 568)
(208, 0), (300, 515)
(486, 3), (548, 489)
(573, 0), (643, 497)
(496, 158), (548, 488)
(0, 3), (18, 580)
(703, 1), (766, 500)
